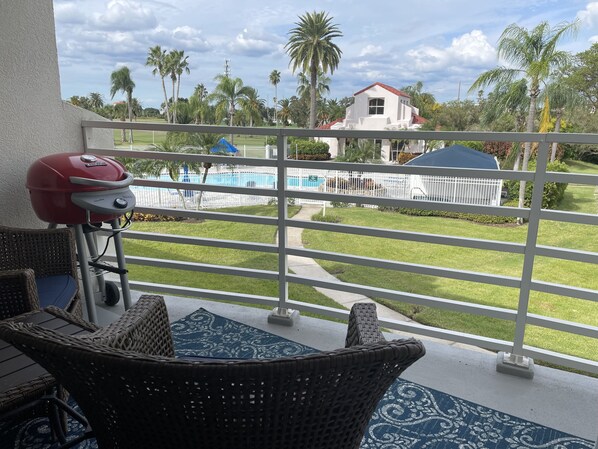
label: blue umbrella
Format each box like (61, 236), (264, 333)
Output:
(182, 164), (193, 197)
(210, 138), (239, 154)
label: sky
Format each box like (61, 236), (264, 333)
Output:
(53, 0), (598, 110)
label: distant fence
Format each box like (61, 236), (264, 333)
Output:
(131, 166), (503, 210)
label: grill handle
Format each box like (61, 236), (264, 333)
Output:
(69, 172), (134, 188)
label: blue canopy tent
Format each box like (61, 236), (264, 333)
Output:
(404, 145), (502, 205)
(210, 138), (239, 154)
(182, 164), (193, 197)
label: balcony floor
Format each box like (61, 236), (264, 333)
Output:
(93, 291), (598, 443)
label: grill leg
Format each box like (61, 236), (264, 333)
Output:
(110, 219), (132, 310)
(74, 224), (98, 324)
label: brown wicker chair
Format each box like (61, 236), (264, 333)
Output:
(0, 295), (425, 449)
(0, 294), (173, 445)
(0, 225), (82, 319)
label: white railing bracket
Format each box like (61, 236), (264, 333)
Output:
(496, 351), (535, 379)
(267, 307), (299, 326)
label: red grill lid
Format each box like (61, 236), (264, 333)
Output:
(26, 152), (128, 193)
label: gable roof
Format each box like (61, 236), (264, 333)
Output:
(405, 145), (498, 169)
(353, 82), (410, 98)
(412, 114), (427, 125)
(317, 118), (344, 130)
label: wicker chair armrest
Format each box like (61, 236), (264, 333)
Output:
(345, 303), (385, 347)
(0, 226), (77, 278)
(0, 269), (40, 319)
(45, 306), (100, 332)
(82, 295), (175, 357)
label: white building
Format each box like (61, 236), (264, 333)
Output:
(318, 82), (427, 161)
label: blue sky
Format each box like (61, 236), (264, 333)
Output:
(53, 0), (598, 110)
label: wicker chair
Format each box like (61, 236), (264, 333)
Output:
(0, 294), (173, 445)
(0, 225), (82, 319)
(0, 295), (425, 449)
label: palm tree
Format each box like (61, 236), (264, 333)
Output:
(239, 87), (265, 127)
(543, 81), (583, 161)
(269, 70), (281, 125)
(209, 74), (252, 141)
(165, 49), (190, 124)
(470, 20), (578, 220)
(110, 66), (135, 143)
(278, 98), (291, 126)
(296, 70), (330, 100)
(186, 133), (227, 208)
(88, 92), (104, 111)
(285, 11), (342, 129)
(146, 45), (171, 122)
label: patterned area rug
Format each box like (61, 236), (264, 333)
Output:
(0, 308), (592, 449)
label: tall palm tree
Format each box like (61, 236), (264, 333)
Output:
(269, 70), (281, 124)
(110, 66), (135, 143)
(165, 49), (190, 124)
(146, 45), (171, 122)
(469, 20), (578, 219)
(209, 75), (252, 142)
(285, 11), (342, 129)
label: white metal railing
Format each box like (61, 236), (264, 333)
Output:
(82, 120), (598, 375)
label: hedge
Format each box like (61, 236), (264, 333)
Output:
(378, 201), (519, 224)
(504, 160), (569, 209)
(288, 139), (331, 160)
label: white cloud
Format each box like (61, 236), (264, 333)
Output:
(406, 30), (495, 72)
(227, 29), (279, 56)
(93, 0), (157, 31)
(54, 3), (87, 24)
(577, 2), (598, 26)
(590, 35), (598, 43)
(171, 26), (211, 52)
(359, 44), (384, 57)
(351, 61), (370, 69)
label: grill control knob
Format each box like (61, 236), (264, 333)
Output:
(80, 154), (97, 163)
(114, 198), (128, 209)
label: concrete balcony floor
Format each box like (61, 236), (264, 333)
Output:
(93, 290), (598, 443)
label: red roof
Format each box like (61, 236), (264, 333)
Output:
(412, 114), (427, 124)
(353, 82), (410, 98)
(317, 118), (344, 130)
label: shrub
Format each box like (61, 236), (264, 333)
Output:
(287, 139), (331, 160)
(398, 152), (417, 165)
(312, 212), (342, 223)
(483, 141), (512, 160)
(132, 212), (184, 222)
(379, 202), (518, 224)
(504, 160), (569, 209)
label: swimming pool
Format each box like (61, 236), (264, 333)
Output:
(166, 172), (325, 188)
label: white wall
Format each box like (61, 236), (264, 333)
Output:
(0, 0), (111, 228)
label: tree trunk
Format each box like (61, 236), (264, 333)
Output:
(309, 62), (317, 129)
(550, 112), (563, 162)
(176, 75), (182, 124)
(127, 93), (134, 144)
(196, 164), (211, 209)
(176, 189), (187, 209)
(274, 84), (278, 125)
(171, 80), (176, 123)
(517, 91), (538, 224)
(161, 76), (170, 123)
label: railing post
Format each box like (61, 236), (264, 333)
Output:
(497, 139), (551, 378)
(268, 129), (299, 326)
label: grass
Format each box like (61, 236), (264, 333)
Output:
(124, 205), (346, 320)
(124, 160), (598, 363)
(113, 118), (274, 156)
(302, 161), (598, 362)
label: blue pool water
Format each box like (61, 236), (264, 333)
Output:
(165, 172), (324, 188)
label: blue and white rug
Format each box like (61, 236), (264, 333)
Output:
(0, 308), (593, 449)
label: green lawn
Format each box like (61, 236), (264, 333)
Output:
(124, 160), (598, 362)
(302, 162), (598, 361)
(113, 118), (274, 155)
(124, 205), (345, 320)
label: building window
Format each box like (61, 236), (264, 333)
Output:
(369, 98), (384, 115)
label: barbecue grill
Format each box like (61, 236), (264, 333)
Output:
(27, 153), (136, 323)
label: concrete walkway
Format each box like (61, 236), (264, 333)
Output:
(286, 205), (413, 324)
